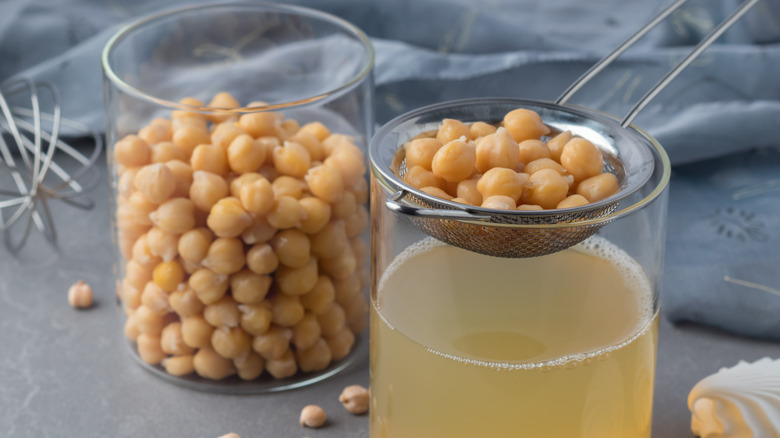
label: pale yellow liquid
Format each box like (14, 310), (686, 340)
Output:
(370, 237), (658, 438)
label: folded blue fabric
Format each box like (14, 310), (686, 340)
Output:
(1, 0), (779, 338)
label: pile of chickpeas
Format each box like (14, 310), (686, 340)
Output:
(402, 108), (619, 210)
(114, 92), (368, 381)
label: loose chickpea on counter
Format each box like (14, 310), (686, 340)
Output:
(300, 404), (327, 428)
(112, 92), (369, 382)
(68, 280), (94, 309)
(401, 108), (620, 211)
(339, 384), (370, 414)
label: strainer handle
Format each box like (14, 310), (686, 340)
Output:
(385, 190), (492, 221)
(556, 0), (760, 127)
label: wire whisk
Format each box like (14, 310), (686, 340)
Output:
(0, 78), (103, 252)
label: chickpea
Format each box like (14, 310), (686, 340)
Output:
(211, 326), (252, 359)
(227, 134), (266, 174)
(305, 164), (344, 203)
(181, 315), (215, 348)
(345, 297), (368, 334)
(169, 287), (205, 317)
(162, 355), (195, 376)
(160, 322), (194, 356)
(121, 280), (142, 313)
(204, 295), (241, 328)
(124, 312), (140, 340)
(481, 195), (516, 210)
(475, 127), (519, 173)
(228, 172), (261, 198)
(171, 97), (206, 121)
(290, 131), (324, 162)
(266, 349), (297, 379)
(405, 138), (442, 171)
(188, 268), (229, 305)
(300, 404), (327, 428)
(323, 143), (365, 186)
(202, 237), (245, 275)
(241, 216), (277, 245)
(125, 259), (153, 291)
(320, 245), (356, 280)
(151, 141), (187, 163)
(270, 229), (310, 268)
(431, 139), (476, 183)
(253, 326), (293, 360)
(149, 198), (195, 235)
(344, 205), (368, 238)
(333, 275), (361, 306)
(297, 197), (332, 234)
(141, 281), (171, 313)
(546, 130), (572, 162)
(271, 293), (305, 327)
(470, 121), (497, 139)
(560, 137), (603, 183)
(234, 350), (265, 380)
(211, 122), (247, 150)
(517, 139), (551, 164)
(277, 257), (319, 296)
(350, 177), (369, 205)
(403, 166), (442, 190)
(172, 125), (210, 157)
(67, 280), (93, 308)
(178, 227), (213, 266)
(165, 160), (194, 198)
(557, 194), (590, 209)
(576, 172), (619, 203)
(436, 118), (471, 144)
(292, 313), (322, 350)
(299, 121), (331, 141)
(139, 123), (172, 146)
(191, 143), (229, 176)
(146, 227), (180, 262)
(326, 328), (355, 360)
(476, 168), (527, 203)
(517, 204), (544, 211)
(239, 111), (281, 138)
(126, 191), (156, 226)
(267, 196), (307, 230)
(137, 333), (166, 365)
(524, 158), (567, 176)
(231, 269), (272, 304)
(193, 345), (236, 380)
(503, 108), (550, 142)
(272, 176), (306, 200)
(118, 167), (140, 200)
(451, 177), (482, 206)
(114, 135), (151, 168)
(339, 385), (370, 414)
(522, 168), (571, 209)
(296, 338), (332, 373)
(246, 243), (279, 275)
(351, 238), (368, 267)
(332, 191), (357, 220)
(189, 171), (229, 212)
(238, 303), (273, 336)
(310, 220), (348, 259)
(317, 134), (347, 158)
(134, 305), (165, 335)
(207, 197), (252, 238)
(205, 92), (240, 123)
(317, 303), (347, 337)
(272, 141), (311, 178)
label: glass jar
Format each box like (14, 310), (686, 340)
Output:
(369, 98), (670, 437)
(102, 1), (374, 393)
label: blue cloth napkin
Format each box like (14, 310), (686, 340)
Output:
(2, 0), (779, 338)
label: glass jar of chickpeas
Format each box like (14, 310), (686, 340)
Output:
(369, 98), (670, 437)
(102, 2), (373, 392)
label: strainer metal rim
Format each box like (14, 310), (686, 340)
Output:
(369, 97), (671, 229)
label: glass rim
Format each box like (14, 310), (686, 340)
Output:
(101, 1), (375, 113)
(369, 97), (672, 229)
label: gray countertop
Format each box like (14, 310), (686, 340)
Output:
(2, 153), (780, 438)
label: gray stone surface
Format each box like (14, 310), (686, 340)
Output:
(2, 152), (780, 437)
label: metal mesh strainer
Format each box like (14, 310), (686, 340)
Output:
(370, 0), (758, 258)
